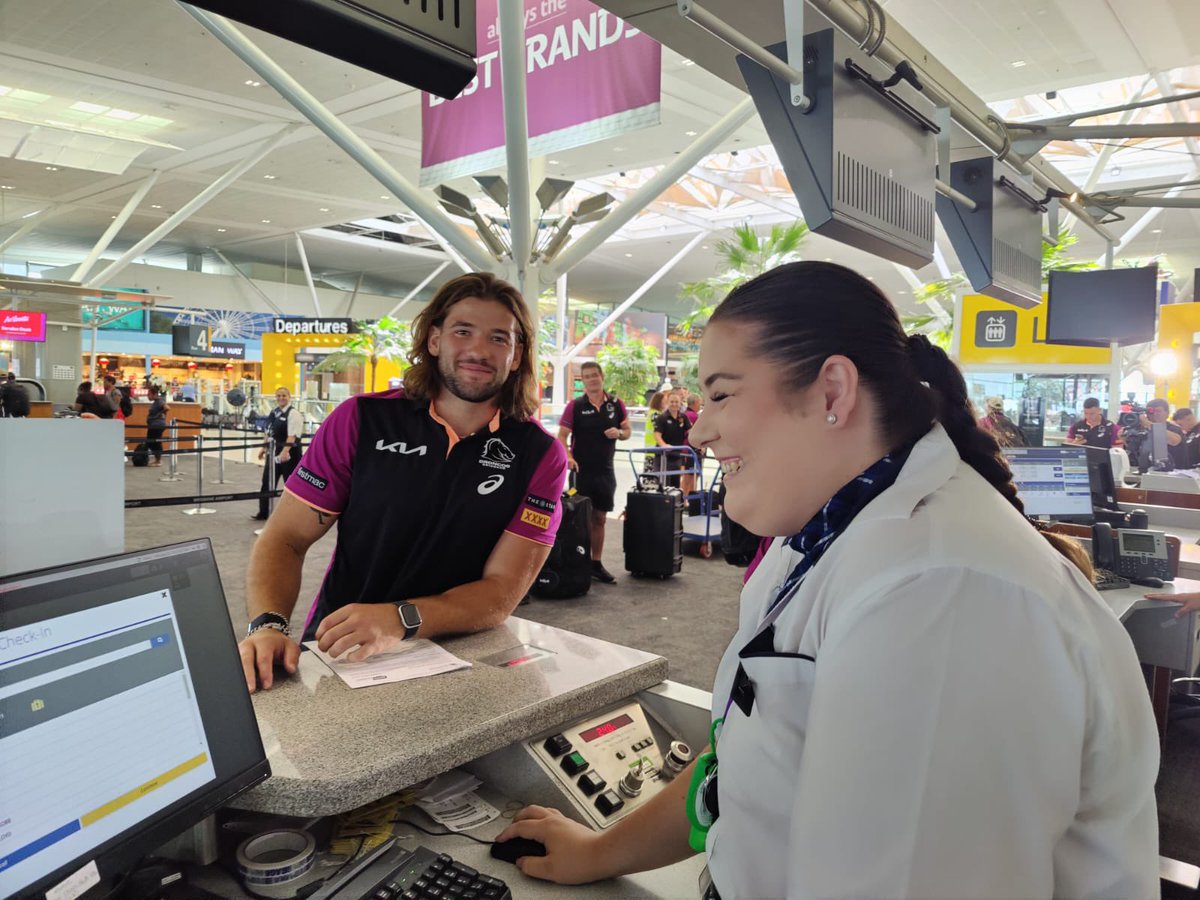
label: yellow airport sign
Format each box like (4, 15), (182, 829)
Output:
(957, 294), (1112, 366)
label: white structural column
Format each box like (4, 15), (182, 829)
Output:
(210, 247), (285, 316)
(70, 171), (161, 283)
(294, 233), (322, 316)
(562, 231), (709, 367)
(546, 97), (755, 279)
(387, 261), (450, 317)
(179, 3), (494, 273)
(85, 128), (294, 288)
(552, 273), (569, 408)
(497, 0), (533, 289)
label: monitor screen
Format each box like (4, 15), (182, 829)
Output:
(1045, 265), (1158, 347)
(0, 540), (269, 898)
(1002, 447), (1094, 521)
(1083, 445), (1119, 510)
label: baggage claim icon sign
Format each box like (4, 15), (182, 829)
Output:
(975, 310), (1016, 348)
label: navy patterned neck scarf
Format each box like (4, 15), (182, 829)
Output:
(767, 442), (916, 615)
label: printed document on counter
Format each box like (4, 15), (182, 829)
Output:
(303, 640), (471, 688)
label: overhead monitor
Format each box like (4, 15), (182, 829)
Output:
(1002, 446), (1094, 522)
(0, 540), (269, 898)
(186, 0), (477, 100)
(936, 156), (1042, 308)
(1046, 265), (1159, 347)
(738, 26), (936, 268)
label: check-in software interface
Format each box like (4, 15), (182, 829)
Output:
(0, 589), (215, 894)
(1004, 447), (1093, 519)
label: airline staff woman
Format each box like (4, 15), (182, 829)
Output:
(497, 261), (1160, 898)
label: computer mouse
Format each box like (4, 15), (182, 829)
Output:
(489, 837), (547, 864)
(1136, 576), (1165, 589)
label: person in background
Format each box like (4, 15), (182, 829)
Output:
(252, 387), (304, 521)
(498, 259), (1159, 898)
(1144, 398), (1186, 467)
(102, 375), (124, 420)
(1171, 408), (1200, 468)
(145, 385), (169, 466)
(684, 393), (701, 426)
(72, 381), (105, 418)
(1067, 397), (1120, 449)
(642, 390), (666, 479)
(654, 390), (692, 491)
(180, 380), (197, 402)
(977, 396), (1027, 447)
(557, 361), (630, 584)
(0, 372), (30, 417)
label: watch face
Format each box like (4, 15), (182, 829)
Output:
(399, 603), (422, 629)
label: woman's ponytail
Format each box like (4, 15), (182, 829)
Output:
(906, 335), (1092, 578)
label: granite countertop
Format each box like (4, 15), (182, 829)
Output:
(233, 617), (667, 816)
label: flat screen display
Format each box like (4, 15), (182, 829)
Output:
(1120, 532), (1158, 554)
(1002, 447), (1094, 521)
(1046, 265), (1158, 347)
(0, 541), (268, 898)
(0, 311), (46, 342)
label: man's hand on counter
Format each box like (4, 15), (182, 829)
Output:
(240, 629), (300, 693)
(495, 805), (614, 885)
(314, 603), (405, 662)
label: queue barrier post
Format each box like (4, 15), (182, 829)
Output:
(213, 420), (227, 484)
(267, 437), (277, 517)
(159, 418), (182, 483)
(183, 433), (216, 515)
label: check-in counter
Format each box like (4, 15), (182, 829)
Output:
(187, 595), (1194, 898)
(193, 617), (710, 898)
(123, 400), (198, 451)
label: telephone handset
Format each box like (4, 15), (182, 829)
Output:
(1091, 523), (1173, 585)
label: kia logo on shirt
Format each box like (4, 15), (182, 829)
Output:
(376, 440), (428, 455)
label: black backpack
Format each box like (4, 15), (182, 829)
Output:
(118, 387), (133, 417)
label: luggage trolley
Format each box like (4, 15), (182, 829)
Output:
(628, 447), (723, 559)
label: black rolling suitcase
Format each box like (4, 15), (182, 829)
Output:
(531, 479), (592, 599)
(623, 481), (683, 578)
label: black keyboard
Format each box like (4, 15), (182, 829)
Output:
(1094, 567), (1131, 591)
(323, 844), (510, 900)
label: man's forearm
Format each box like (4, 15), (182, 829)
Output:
(246, 532), (306, 620)
(412, 574), (527, 639)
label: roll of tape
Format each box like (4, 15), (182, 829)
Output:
(236, 829), (317, 899)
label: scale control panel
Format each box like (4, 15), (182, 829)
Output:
(526, 701), (694, 829)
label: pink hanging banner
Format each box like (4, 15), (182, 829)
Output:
(420, 0), (661, 187)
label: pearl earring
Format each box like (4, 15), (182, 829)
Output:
(826, 413), (838, 425)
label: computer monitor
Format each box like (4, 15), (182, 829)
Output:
(1083, 445), (1119, 511)
(1045, 265), (1158, 347)
(0, 540), (269, 899)
(1002, 446), (1094, 523)
(1150, 421), (1171, 468)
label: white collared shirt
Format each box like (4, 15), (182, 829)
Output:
(706, 425), (1160, 899)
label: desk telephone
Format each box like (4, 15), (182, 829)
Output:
(1091, 523), (1173, 587)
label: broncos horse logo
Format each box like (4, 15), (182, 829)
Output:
(482, 437), (516, 464)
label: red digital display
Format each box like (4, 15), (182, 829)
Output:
(579, 713), (634, 743)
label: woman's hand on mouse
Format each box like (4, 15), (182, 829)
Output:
(1144, 591), (1200, 618)
(495, 805), (612, 884)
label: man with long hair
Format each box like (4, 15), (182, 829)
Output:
(239, 272), (568, 692)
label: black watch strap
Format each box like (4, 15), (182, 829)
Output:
(396, 602), (422, 640)
(247, 611), (290, 637)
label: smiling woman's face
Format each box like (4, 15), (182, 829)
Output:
(690, 321), (871, 537)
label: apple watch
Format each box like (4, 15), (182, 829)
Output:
(396, 602), (422, 640)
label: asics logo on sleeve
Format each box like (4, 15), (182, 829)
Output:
(376, 440), (427, 455)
